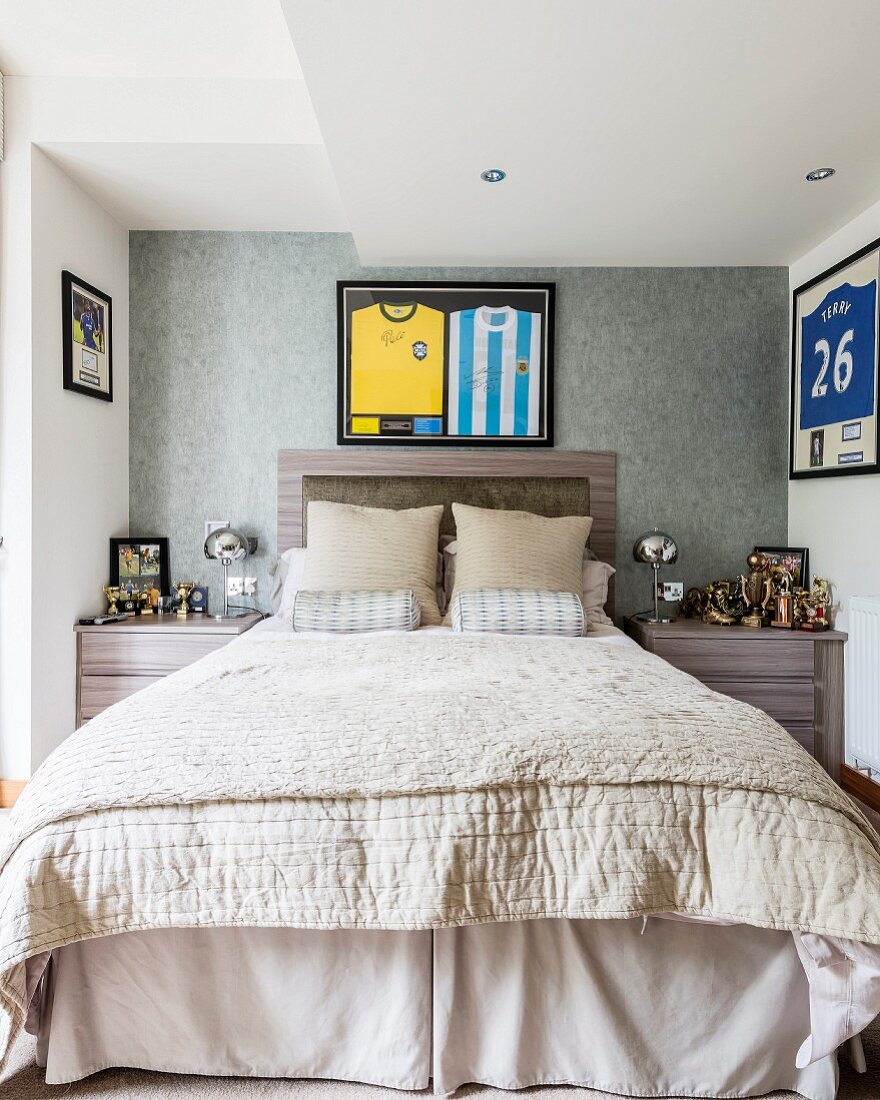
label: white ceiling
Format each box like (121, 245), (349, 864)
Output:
(0, 0), (345, 233)
(0, 0), (301, 78)
(4, 1), (880, 264)
(41, 143), (348, 231)
(281, 0), (880, 266)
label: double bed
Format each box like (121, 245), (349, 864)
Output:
(3, 451), (880, 1098)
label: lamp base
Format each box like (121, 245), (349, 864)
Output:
(635, 613), (673, 624)
(211, 610), (251, 620)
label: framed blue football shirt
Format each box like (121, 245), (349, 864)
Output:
(791, 241), (880, 478)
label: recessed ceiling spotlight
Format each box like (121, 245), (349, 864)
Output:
(805, 167), (835, 182)
(480, 168), (507, 183)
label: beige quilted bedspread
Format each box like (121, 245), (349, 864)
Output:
(1, 632), (880, 1069)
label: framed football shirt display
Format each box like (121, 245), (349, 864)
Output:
(791, 238), (880, 478)
(338, 281), (554, 445)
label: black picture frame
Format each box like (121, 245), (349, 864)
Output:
(62, 270), (113, 402)
(790, 237), (880, 479)
(109, 537), (170, 596)
(754, 545), (810, 589)
(337, 280), (555, 446)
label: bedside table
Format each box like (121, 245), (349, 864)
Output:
(74, 613), (262, 727)
(625, 617), (846, 780)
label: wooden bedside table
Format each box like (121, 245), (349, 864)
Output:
(625, 617), (846, 780)
(74, 613), (262, 727)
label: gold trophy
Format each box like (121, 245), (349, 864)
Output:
(798, 576), (831, 631)
(174, 582), (195, 617)
(739, 552), (771, 628)
(770, 566), (794, 628)
(102, 585), (121, 616)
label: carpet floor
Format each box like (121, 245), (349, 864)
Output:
(1, 1021), (878, 1100)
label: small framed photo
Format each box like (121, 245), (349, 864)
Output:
(109, 538), (170, 597)
(809, 429), (824, 468)
(790, 238), (879, 478)
(754, 546), (809, 589)
(62, 270), (113, 402)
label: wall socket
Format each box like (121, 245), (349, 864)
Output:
(660, 581), (684, 601)
(226, 577), (257, 597)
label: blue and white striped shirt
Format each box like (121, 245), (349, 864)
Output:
(447, 305), (542, 436)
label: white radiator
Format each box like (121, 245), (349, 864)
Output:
(846, 596), (880, 776)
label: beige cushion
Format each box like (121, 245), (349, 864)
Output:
(443, 540), (612, 624)
(449, 504), (593, 611)
(301, 501), (443, 625)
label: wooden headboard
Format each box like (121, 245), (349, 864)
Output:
(277, 450), (617, 613)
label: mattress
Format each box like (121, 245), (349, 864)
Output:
(33, 916), (853, 1099)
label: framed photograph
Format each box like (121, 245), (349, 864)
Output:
(337, 281), (554, 445)
(790, 238), (879, 478)
(62, 270), (113, 402)
(109, 538), (170, 597)
(754, 546), (809, 589)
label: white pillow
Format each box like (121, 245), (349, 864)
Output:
(443, 541), (614, 625)
(269, 547), (308, 617)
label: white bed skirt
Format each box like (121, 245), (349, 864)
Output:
(30, 916), (871, 1099)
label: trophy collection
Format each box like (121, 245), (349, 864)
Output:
(681, 552), (832, 630)
(83, 538), (215, 626)
(98, 579), (206, 620)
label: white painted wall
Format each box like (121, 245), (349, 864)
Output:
(0, 76), (35, 780)
(1, 67), (332, 780)
(789, 198), (880, 632)
(0, 78), (129, 776)
(29, 147), (129, 767)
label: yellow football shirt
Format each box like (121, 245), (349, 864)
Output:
(350, 302), (445, 416)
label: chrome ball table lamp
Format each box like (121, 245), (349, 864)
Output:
(633, 529), (678, 624)
(203, 527), (258, 619)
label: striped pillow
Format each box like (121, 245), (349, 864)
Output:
(292, 589), (421, 634)
(450, 589), (585, 637)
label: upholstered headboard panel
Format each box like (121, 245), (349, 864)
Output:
(301, 476), (589, 542)
(278, 450), (617, 614)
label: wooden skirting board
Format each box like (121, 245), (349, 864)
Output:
(0, 780), (26, 808)
(842, 763), (880, 815)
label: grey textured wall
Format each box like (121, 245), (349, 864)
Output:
(129, 232), (789, 619)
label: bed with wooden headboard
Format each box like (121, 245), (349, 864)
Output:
(277, 448), (617, 615)
(12, 447), (880, 1100)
